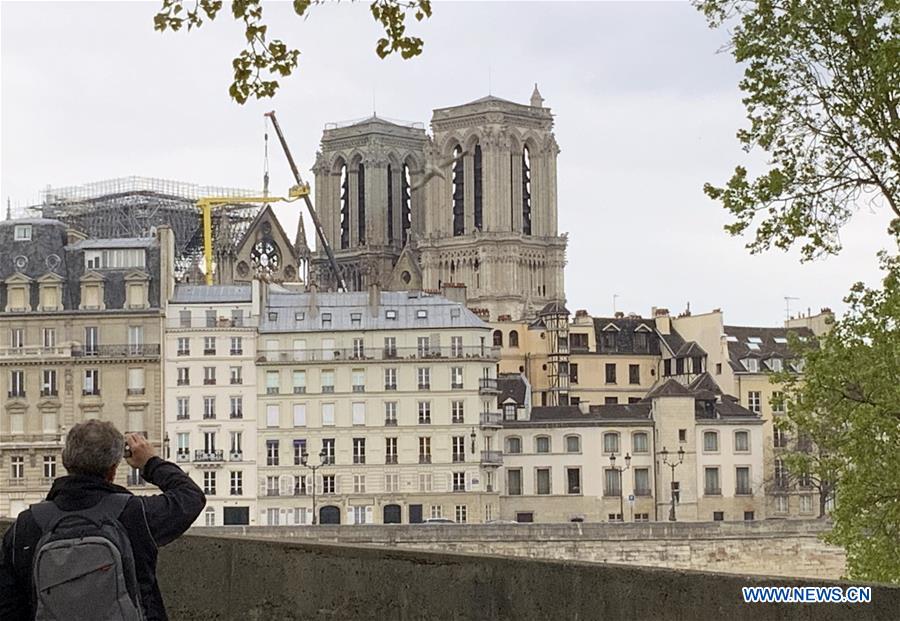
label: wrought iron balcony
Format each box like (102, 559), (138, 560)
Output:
(0, 346), (70, 358)
(418, 455), (432, 464)
(72, 344), (161, 358)
(478, 378), (500, 394)
(175, 451), (191, 463)
(257, 345), (501, 364)
(480, 450), (503, 465)
(479, 412), (502, 428)
(194, 450), (224, 462)
(384, 418), (398, 426)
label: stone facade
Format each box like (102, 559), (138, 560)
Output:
(0, 219), (173, 516)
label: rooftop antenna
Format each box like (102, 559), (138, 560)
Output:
(784, 296), (799, 320)
(262, 117), (270, 197)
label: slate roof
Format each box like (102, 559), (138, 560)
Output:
(657, 329), (686, 355)
(538, 301), (570, 317)
(69, 238), (157, 249)
(497, 373), (528, 406)
(593, 316), (661, 355)
(646, 379), (695, 399)
(515, 402), (653, 426)
(688, 372), (724, 397)
(260, 290), (487, 333)
(724, 325), (814, 372)
(171, 284), (252, 304)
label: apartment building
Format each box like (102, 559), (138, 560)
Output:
(256, 286), (500, 525)
(498, 376), (765, 523)
(164, 283), (260, 526)
(0, 219), (172, 516)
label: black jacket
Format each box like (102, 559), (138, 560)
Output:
(0, 456), (205, 621)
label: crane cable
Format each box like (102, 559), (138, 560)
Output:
(263, 117), (270, 198)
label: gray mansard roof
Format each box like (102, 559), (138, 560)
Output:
(260, 289), (488, 333)
(171, 284), (252, 304)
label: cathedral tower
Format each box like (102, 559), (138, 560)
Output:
(417, 88), (567, 320)
(311, 117), (427, 290)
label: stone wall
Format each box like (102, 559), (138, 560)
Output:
(200, 519), (847, 580)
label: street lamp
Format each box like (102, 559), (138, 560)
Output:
(163, 432), (170, 460)
(300, 448), (328, 525)
(470, 428), (477, 456)
(659, 446), (685, 521)
(609, 452), (631, 522)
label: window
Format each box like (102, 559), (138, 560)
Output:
(384, 401), (397, 426)
(230, 431), (243, 458)
(291, 403), (306, 427)
(418, 436), (431, 463)
(536, 468), (551, 495)
(230, 337), (243, 355)
(604, 397), (619, 405)
(385, 437), (398, 464)
(604, 469), (621, 496)
(14, 224), (32, 241)
(774, 427), (788, 449)
(566, 468), (581, 494)
(452, 472), (465, 492)
(199, 471), (216, 495)
(508, 330), (519, 348)
(455, 505), (468, 523)
(628, 364), (640, 385)
(384, 368), (397, 390)
(8, 370), (25, 398)
(203, 336), (216, 355)
(713, 511), (724, 522)
(322, 438), (335, 464)
(735, 467), (752, 495)
(230, 471), (243, 495)
(321, 370), (335, 393)
(565, 435), (580, 453)
(634, 513), (650, 523)
(605, 363), (617, 384)
(266, 440), (279, 466)
(416, 309), (427, 319)
(321, 312), (332, 328)
(775, 495), (788, 514)
(774, 459), (789, 488)
(291, 370), (306, 394)
(352, 474), (366, 494)
(322, 475), (336, 494)
(703, 431), (719, 452)
(418, 473), (433, 492)
(451, 367), (463, 389)
(417, 336), (430, 357)
(799, 495), (813, 513)
(352, 402), (365, 425)
(633, 332), (648, 352)
(43, 455), (57, 480)
(127, 368), (145, 395)
(83, 369), (100, 396)
(42, 328), (56, 349)
(568, 363), (579, 385)
(417, 367), (430, 390)
(535, 436), (550, 453)
(450, 336), (463, 357)
(41, 369), (58, 397)
(385, 309), (397, 320)
(230, 366), (242, 385)
(385, 473), (399, 492)
(203, 366), (216, 386)
(352, 337), (364, 358)
(11, 456), (24, 481)
(507, 469), (522, 495)
(747, 391), (761, 413)
(744, 511), (755, 521)
(292, 439), (306, 466)
(321, 403), (335, 426)
(634, 468), (650, 495)
(352, 438), (366, 464)
(175, 433), (190, 460)
(570, 333), (589, 351)
(265, 404), (280, 427)
(451, 400), (464, 424)
(743, 358), (759, 373)
(628, 397), (641, 404)
(771, 391), (785, 414)
(265, 370), (279, 395)
(503, 404), (517, 421)
(768, 357), (783, 372)
(492, 330), (503, 347)
(632, 432), (649, 454)
(678, 429), (687, 443)
(7, 328), (23, 350)
(176, 398), (189, 420)
(506, 437), (522, 454)
(602, 331), (616, 350)
(715, 362), (722, 375)
(176, 367), (189, 386)
(704, 467), (720, 495)
(383, 336), (397, 358)
(430, 505), (443, 519)
(452, 436), (465, 462)
(417, 401), (431, 424)
(352, 369), (366, 392)
(199, 396), (214, 420)
(734, 430), (750, 452)
(602, 432), (619, 454)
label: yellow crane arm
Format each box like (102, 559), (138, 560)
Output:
(197, 185), (308, 285)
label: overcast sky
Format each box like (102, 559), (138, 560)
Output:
(1, 1), (891, 325)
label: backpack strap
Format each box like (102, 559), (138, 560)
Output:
(30, 493), (132, 534)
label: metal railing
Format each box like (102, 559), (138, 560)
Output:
(0, 346), (70, 358)
(257, 345), (500, 364)
(418, 455), (432, 464)
(479, 412), (502, 427)
(480, 450), (503, 465)
(478, 378), (500, 394)
(72, 344), (161, 358)
(194, 450), (224, 462)
(167, 317), (258, 329)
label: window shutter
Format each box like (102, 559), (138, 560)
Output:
(293, 404), (307, 427)
(352, 402), (366, 425)
(267, 405), (280, 427)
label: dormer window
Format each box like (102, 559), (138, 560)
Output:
(768, 357), (783, 372)
(602, 331), (616, 350)
(350, 312), (362, 326)
(743, 358), (759, 373)
(385, 309), (397, 320)
(321, 312), (332, 328)
(294, 312), (305, 321)
(416, 309), (427, 319)
(14, 225), (32, 241)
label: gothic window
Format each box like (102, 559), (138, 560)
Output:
(402, 163), (412, 245)
(522, 146), (533, 235)
(451, 145), (465, 237)
(357, 162), (366, 245)
(473, 144), (483, 231)
(339, 162), (350, 249)
(387, 164), (394, 244)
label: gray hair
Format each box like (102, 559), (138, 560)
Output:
(62, 419), (124, 477)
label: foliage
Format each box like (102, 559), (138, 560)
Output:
(775, 244), (900, 584)
(695, 0), (900, 260)
(154, 0), (432, 103)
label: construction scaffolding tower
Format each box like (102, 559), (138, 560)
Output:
(38, 176), (262, 278)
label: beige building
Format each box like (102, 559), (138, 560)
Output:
(0, 219), (173, 516)
(163, 283), (261, 526)
(255, 286), (502, 525)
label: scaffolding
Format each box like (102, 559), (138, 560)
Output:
(38, 176), (262, 278)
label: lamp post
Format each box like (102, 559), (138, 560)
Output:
(660, 446), (685, 521)
(300, 448), (328, 525)
(609, 452), (631, 522)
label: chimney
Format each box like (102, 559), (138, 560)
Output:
(440, 282), (467, 305)
(368, 283), (380, 317)
(614, 311), (625, 319)
(307, 282), (319, 319)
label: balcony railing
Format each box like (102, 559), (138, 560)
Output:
(229, 451), (243, 461)
(478, 378), (500, 394)
(40, 389), (59, 398)
(175, 451), (190, 463)
(7, 391), (25, 399)
(418, 455), (432, 464)
(230, 411), (243, 419)
(635, 489), (653, 497)
(194, 450), (224, 462)
(385, 418), (398, 426)
(0, 346), (70, 358)
(480, 450), (503, 465)
(705, 488), (722, 496)
(257, 345), (501, 364)
(167, 316), (259, 329)
(479, 412), (502, 428)
(82, 389), (101, 397)
(385, 455), (398, 464)
(72, 344), (161, 358)
(293, 387), (306, 394)
(127, 388), (146, 396)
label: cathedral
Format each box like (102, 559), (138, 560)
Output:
(308, 86), (568, 321)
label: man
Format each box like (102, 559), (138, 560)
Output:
(0, 420), (206, 620)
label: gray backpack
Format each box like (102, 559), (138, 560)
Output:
(30, 493), (145, 620)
